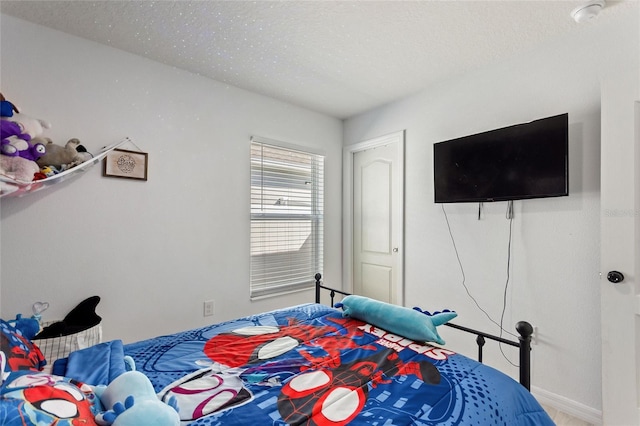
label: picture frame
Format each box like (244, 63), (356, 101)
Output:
(103, 148), (148, 181)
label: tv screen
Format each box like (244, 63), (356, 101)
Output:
(433, 113), (568, 203)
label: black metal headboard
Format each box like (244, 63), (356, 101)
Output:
(313, 273), (533, 390)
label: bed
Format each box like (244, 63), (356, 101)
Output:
(1, 275), (553, 425)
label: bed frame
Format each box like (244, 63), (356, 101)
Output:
(314, 273), (533, 390)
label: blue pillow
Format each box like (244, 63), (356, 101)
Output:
(0, 319), (46, 374)
(335, 295), (456, 345)
(0, 371), (99, 424)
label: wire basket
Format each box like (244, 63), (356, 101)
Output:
(33, 321), (102, 367)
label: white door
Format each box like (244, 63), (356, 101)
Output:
(346, 131), (404, 305)
(600, 86), (639, 424)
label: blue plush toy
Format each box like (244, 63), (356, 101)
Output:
(92, 371), (180, 426)
(7, 314), (40, 341)
(0, 101), (16, 117)
(0, 93), (18, 117)
(48, 338), (179, 426)
(336, 295), (457, 345)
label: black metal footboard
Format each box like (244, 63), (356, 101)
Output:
(313, 273), (533, 390)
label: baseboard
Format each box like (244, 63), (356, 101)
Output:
(531, 386), (602, 425)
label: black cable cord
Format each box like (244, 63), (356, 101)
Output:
(498, 208), (518, 367)
(441, 204), (517, 340)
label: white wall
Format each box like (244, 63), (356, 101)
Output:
(343, 8), (638, 419)
(0, 15), (343, 344)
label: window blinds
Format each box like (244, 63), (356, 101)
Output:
(250, 138), (324, 298)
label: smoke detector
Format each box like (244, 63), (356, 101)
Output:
(571, 0), (606, 23)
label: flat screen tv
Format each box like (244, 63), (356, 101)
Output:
(433, 113), (568, 203)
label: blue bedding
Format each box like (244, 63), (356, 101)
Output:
(52, 339), (130, 385)
(122, 303), (553, 425)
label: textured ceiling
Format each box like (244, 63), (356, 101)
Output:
(0, 0), (634, 119)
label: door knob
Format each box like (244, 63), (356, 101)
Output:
(607, 271), (624, 283)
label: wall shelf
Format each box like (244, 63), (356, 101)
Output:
(0, 137), (130, 198)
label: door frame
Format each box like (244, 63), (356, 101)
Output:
(343, 130), (405, 304)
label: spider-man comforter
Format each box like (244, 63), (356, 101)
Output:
(123, 303), (553, 425)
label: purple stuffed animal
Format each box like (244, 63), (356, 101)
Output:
(0, 120), (46, 161)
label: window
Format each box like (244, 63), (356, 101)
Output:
(250, 137), (324, 298)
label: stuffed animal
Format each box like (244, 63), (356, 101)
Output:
(75, 143), (94, 163)
(0, 370), (179, 425)
(36, 138), (88, 169)
(7, 314), (40, 341)
(0, 155), (40, 183)
(0, 111), (51, 157)
(336, 295), (457, 345)
(92, 371), (180, 426)
(0, 110), (50, 139)
(0, 93), (18, 117)
(0, 120), (47, 161)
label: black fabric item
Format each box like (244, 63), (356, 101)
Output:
(63, 296), (101, 328)
(33, 320), (67, 339)
(33, 296), (101, 339)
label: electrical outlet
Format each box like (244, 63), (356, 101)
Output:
(203, 300), (214, 317)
